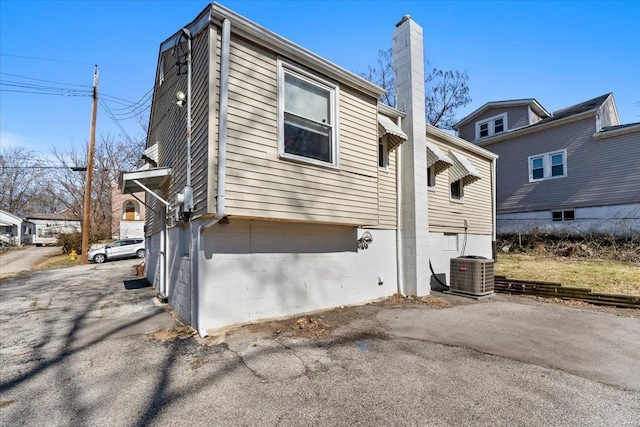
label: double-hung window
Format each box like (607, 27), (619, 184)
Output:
(475, 113), (507, 139)
(450, 180), (463, 201)
(378, 138), (389, 170)
(528, 149), (567, 182)
(278, 60), (338, 167)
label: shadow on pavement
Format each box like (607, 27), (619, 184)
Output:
(124, 278), (152, 290)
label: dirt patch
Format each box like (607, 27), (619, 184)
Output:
(0, 400), (16, 409)
(190, 358), (208, 370)
(149, 326), (196, 341)
(240, 294), (453, 339)
(379, 293), (453, 308)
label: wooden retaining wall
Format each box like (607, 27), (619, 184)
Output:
(494, 276), (640, 309)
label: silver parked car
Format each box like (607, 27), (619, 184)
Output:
(88, 238), (145, 263)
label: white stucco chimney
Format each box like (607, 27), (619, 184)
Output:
(393, 15), (430, 296)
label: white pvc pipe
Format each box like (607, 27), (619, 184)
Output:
(194, 18), (231, 338)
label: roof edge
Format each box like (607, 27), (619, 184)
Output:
(453, 98), (550, 130)
(209, 2), (386, 98)
(594, 122), (640, 140)
(477, 109), (597, 147)
(426, 125), (498, 160)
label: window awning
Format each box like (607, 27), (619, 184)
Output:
(449, 151), (481, 186)
(139, 143), (159, 170)
(378, 115), (407, 151)
(119, 167), (172, 206)
(426, 142), (453, 174)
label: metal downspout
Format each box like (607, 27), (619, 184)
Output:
(395, 117), (404, 294)
(491, 157), (497, 260)
(194, 17), (230, 338)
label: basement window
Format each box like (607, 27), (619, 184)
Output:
(552, 210), (575, 222)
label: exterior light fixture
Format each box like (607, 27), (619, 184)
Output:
(176, 91), (186, 107)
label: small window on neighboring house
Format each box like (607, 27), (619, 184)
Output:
(476, 114), (507, 139)
(494, 117), (504, 133)
(427, 167), (436, 188)
(552, 210), (575, 222)
(551, 153), (564, 177)
(279, 60), (338, 167)
(378, 138), (389, 170)
(450, 180), (463, 201)
(531, 157), (544, 180)
(529, 150), (567, 182)
(479, 123), (489, 138)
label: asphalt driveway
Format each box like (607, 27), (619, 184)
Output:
(1, 261), (639, 426)
(0, 245), (61, 278)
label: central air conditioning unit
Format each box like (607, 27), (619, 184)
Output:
(450, 256), (494, 296)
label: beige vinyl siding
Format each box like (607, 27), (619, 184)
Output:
(145, 48), (188, 235)
(427, 136), (493, 235)
(377, 146), (397, 228)
(190, 28), (212, 218)
(145, 28), (213, 235)
(207, 26), (221, 215)
(222, 34), (380, 226)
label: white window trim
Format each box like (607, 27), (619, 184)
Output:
(277, 59), (340, 169)
(552, 209), (575, 222)
(378, 137), (389, 172)
(528, 149), (568, 182)
(450, 179), (464, 203)
(427, 166), (436, 191)
(475, 113), (508, 140)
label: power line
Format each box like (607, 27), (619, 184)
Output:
(1, 165), (87, 170)
(0, 72), (92, 88)
(0, 88), (91, 97)
(99, 98), (137, 145)
(0, 53), (94, 66)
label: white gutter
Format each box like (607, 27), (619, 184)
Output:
(193, 17), (231, 339)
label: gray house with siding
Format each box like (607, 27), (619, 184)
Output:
(453, 93), (640, 237)
(120, 3), (497, 335)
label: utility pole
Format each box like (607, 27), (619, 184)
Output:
(81, 65), (98, 264)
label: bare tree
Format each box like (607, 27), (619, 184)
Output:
(424, 68), (471, 129)
(49, 134), (144, 239)
(0, 146), (52, 215)
(361, 47), (472, 129)
(360, 48), (395, 107)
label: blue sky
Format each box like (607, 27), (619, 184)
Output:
(1, 0), (638, 161)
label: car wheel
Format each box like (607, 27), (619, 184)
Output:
(136, 249), (145, 258)
(93, 254), (106, 263)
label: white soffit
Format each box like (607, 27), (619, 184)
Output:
(378, 115), (407, 150)
(449, 151), (481, 185)
(426, 142), (453, 174)
(119, 167), (172, 195)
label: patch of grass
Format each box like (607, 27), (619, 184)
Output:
(32, 254), (80, 270)
(495, 253), (640, 295)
